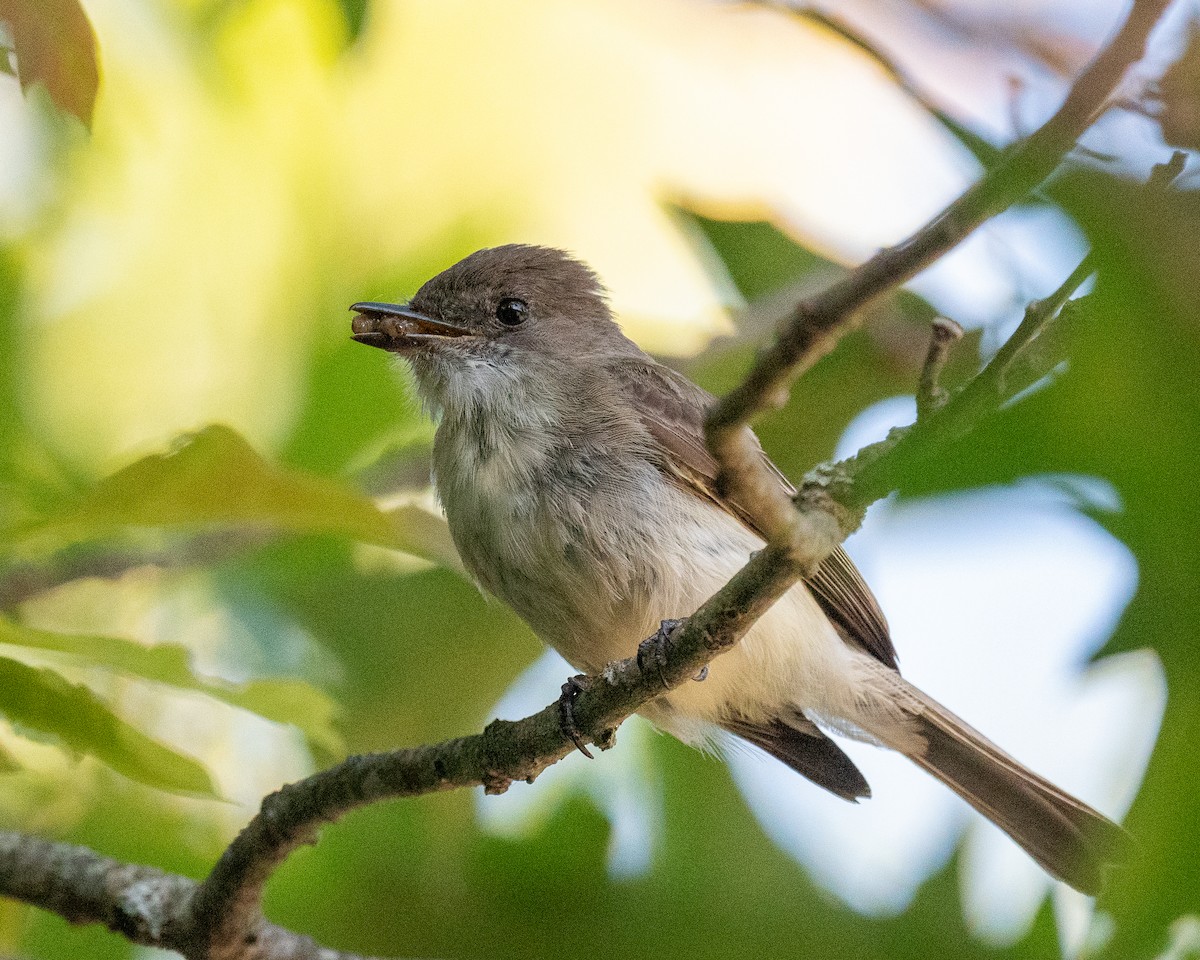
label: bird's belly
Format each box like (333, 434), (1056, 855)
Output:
(445, 467), (870, 742)
(446, 465), (693, 669)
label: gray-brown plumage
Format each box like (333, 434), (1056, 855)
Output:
(600, 328), (1128, 891)
(350, 243), (1130, 895)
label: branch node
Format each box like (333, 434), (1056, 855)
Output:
(916, 317), (964, 421)
(793, 466), (863, 543)
(593, 727), (618, 751)
(781, 492), (857, 576)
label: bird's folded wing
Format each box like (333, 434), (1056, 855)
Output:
(610, 358), (897, 670)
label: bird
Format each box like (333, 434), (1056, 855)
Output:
(349, 243), (1129, 894)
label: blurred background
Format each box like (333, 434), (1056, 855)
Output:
(0, 0), (1198, 958)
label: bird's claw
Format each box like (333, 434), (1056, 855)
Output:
(638, 618), (693, 688)
(558, 675), (594, 759)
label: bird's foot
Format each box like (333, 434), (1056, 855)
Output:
(637, 619), (706, 686)
(558, 674), (594, 759)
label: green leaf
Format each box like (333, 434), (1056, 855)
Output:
(683, 212), (832, 301)
(4, 424), (435, 557)
(0, 654), (216, 796)
(0, 0), (99, 126)
(229, 678), (342, 760)
(0, 616), (343, 761)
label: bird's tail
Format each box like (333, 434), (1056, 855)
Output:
(882, 680), (1131, 895)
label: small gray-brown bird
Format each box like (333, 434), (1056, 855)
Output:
(350, 244), (1128, 894)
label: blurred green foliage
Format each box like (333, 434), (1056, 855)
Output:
(888, 173), (1200, 958)
(0, 653), (215, 795)
(0, 1), (1195, 959)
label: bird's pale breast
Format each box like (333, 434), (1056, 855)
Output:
(432, 404), (877, 747)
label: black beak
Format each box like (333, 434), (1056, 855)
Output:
(349, 302), (472, 351)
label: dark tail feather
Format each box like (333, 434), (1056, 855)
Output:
(724, 714), (871, 802)
(895, 685), (1131, 895)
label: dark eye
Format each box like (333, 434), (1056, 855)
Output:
(495, 297), (528, 326)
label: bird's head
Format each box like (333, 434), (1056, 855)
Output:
(351, 244), (639, 370)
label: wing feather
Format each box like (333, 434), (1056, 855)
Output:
(611, 358), (897, 670)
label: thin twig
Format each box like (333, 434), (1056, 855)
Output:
(986, 252), (1095, 397)
(1003, 295), (1090, 398)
